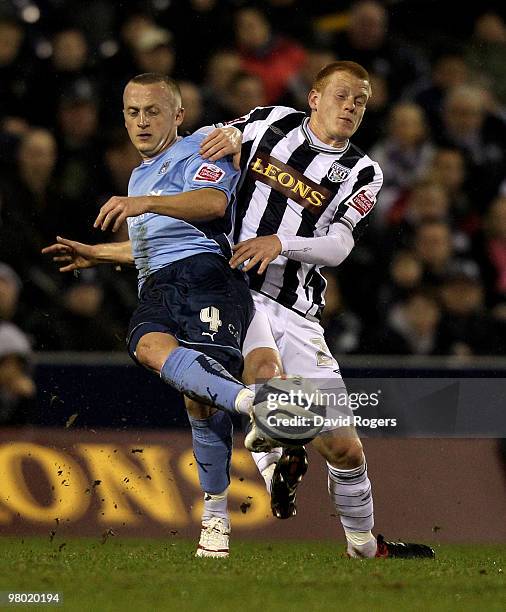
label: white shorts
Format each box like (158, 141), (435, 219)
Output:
(243, 292), (352, 433)
(243, 291), (344, 386)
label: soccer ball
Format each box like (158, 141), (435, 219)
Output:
(253, 375), (326, 446)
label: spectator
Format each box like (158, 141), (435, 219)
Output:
(280, 46), (336, 111)
(0, 129), (75, 348)
(465, 12), (506, 106)
(426, 146), (475, 234)
(53, 272), (126, 351)
(473, 195), (506, 310)
(352, 71), (390, 150)
(437, 259), (504, 355)
(0, 128), (63, 276)
(234, 5), (306, 104)
(377, 250), (423, 317)
(21, 266), (126, 352)
(114, 12), (157, 67)
(320, 271), (362, 355)
(0, 263), (22, 323)
(96, 128), (141, 243)
(0, 127), (120, 351)
(168, 0), (230, 81)
(413, 220), (455, 287)
(262, 0), (313, 40)
(99, 129), (140, 202)
(438, 83), (506, 204)
(0, 320), (35, 425)
(364, 289), (442, 355)
(371, 102), (434, 222)
(325, 0), (429, 100)
(386, 179), (469, 258)
(0, 17), (32, 124)
(131, 27), (176, 77)
(408, 50), (471, 134)
(201, 49), (242, 123)
(0, 264), (35, 424)
(178, 81), (205, 134)
(28, 27), (97, 126)
(100, 11), (158, 124)
(224, 71), (266, 118)
(55, 85), (104, 236)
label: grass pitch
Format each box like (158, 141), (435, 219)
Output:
(0, 538), (504, 611)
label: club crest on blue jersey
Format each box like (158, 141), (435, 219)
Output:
(327, 161), (351, 183)
(159, 161), (170, 174)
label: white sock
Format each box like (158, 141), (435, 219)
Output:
(202, 488), (229, 526)
(327, 461), (374, 534)
(346, 530), (375, 546)
(234, 388), (255, 415)
(251, 449), (282, 492)
(345, 530), (377, 558)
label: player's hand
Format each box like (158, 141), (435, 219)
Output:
(200, 127), (242, 170)
(230, 235), (282, 274)
(41, 236), (99, 272)
(94, 196), (148, 233)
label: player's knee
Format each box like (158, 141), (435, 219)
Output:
(243, 348), (282, 385)
(135, 332), (178, 372)
(325, 437), (364, 469)
(135, 338), (151, 365)
(254, 360), (281, 382)
(135, 336), (162, 371)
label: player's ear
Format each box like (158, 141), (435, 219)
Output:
(308, 89), (320, 112)
(176, 106), (185, 127)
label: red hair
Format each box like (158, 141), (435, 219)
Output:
(312, 61), (371, 94)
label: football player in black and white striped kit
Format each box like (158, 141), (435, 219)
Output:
(200, 61), (434, 559)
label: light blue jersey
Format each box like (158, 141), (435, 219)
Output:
(127, 132), (239, 289)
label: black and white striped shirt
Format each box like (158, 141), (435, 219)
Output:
(222, 106), (383, 322)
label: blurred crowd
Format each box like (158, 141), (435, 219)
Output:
(0, 0), (505, 417)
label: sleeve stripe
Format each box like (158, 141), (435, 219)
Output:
(336, 217), (354, 231)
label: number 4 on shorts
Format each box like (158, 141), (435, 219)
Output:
(200, 306), (222, 332)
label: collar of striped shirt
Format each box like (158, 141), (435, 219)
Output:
(301, 117), (350, 155)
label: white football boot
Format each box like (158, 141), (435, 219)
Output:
(195, 517), (230, 558)
(244, 411), (279, 452)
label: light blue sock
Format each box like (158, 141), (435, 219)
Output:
(160, 347), (246, 414)
(189, 410), (233, 497)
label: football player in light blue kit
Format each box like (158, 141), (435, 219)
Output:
(43, 73), (257, 557)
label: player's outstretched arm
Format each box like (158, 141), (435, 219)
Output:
(199, 127), (242, 169)
(94, 190), (229, 232)
(42, 236), (133, 272)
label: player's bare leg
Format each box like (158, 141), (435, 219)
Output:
(243, 347), (308, 518)
(185, 399), (231, 558)
(243, 347), (283, 481)
(242, 348), (284, 453)
(135, 331), (254, 415)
